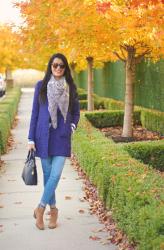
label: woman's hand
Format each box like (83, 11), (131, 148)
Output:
(71, 123), (76, 134)
(28, 142), (36, 151)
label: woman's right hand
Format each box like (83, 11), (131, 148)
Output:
(28, 143), (36, 152)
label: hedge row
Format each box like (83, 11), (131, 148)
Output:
(84, 110), (164, 171)
(85, 110), (141, 128)
(72, 114), (164, 250)
(123, 140), (164, 171)
(141, 109), (164, 135)
(79, 99), (104, 110)
(0, 87), (21, 154)
(77, 88), (164, 135)
(77, 88), (124, 110)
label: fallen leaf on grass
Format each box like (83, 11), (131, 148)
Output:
(111, 232), (124, 244)
(89, 235), (101, 241)
(78, 209), (85, 214)
(65, 196), (72, 200)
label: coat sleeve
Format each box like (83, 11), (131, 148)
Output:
(28, 82), (40, 141)
(71, 94), (80, 128)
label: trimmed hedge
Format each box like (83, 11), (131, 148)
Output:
(101, 97), (124, 110)
(123, 140), (164, 171)
(141, 109), (164, 135)
(0, 87), (21, 153)
(85, 110), (141, 128)
(0, 113), (11, 153)
(77, 88), (164, 135)
(77, 88), (124, 110)
(72, 114), (164, 250)
(79, 99), (105, 110)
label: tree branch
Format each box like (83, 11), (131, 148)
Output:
(113, 51), (126, 62)
(120, 46), (126, 60)
(120, 44), (127, 51)
(135, 49), (151, 64)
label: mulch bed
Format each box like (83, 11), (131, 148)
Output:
(99, 125), (163, 143)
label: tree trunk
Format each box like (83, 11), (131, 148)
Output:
(122, 47), (136, 138)
(5, 68), (14, 89)
(86, 56), (94, 111)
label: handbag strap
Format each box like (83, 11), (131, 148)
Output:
(27, 149), (36, 162)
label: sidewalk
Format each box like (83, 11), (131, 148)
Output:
(0, 88), (117, 250)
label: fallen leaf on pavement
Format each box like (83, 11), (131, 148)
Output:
(99, 239), (110, 245)
(0, 205), (4, 208)
(78, 209), (85, 214)
(91, 227), (105, 233)
(106, 235), (113, 240)
(79, 198), (85, 202)
(14, 202), (22, 205)
(75, 177), (83, 180)
(65, 196), (72, 200)
(89, 235), (101, 241)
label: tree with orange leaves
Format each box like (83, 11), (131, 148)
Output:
(15, 0), (114, 110)
(92, 0), (164, 138)
(0, 24), (25, 87)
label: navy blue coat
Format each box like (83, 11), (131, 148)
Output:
(28, 80), (80, 158)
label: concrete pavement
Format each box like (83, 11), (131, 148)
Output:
(0, 88), (117, 250)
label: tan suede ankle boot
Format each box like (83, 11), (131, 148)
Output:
(48, 207), (58, 229)
(33, 207), (45, 230)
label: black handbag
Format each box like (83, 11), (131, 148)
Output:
(22, 150), (38, 185)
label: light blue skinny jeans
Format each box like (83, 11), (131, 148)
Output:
(39, 156), (66, 208)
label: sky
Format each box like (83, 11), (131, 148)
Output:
(0, 0), (23, 26)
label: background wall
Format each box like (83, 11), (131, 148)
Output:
(75, 60), (164, 112)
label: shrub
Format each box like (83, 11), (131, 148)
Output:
(123, 140), (164, 171)
(141, 108), (164, 135)
(85, 110), (141, 128)
(72, 114), (164, 249)
(0, 87), (21, 153)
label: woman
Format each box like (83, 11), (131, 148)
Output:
(28, 53), (80, 230)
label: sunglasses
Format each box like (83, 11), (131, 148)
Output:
(51, 63), (65, 69)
